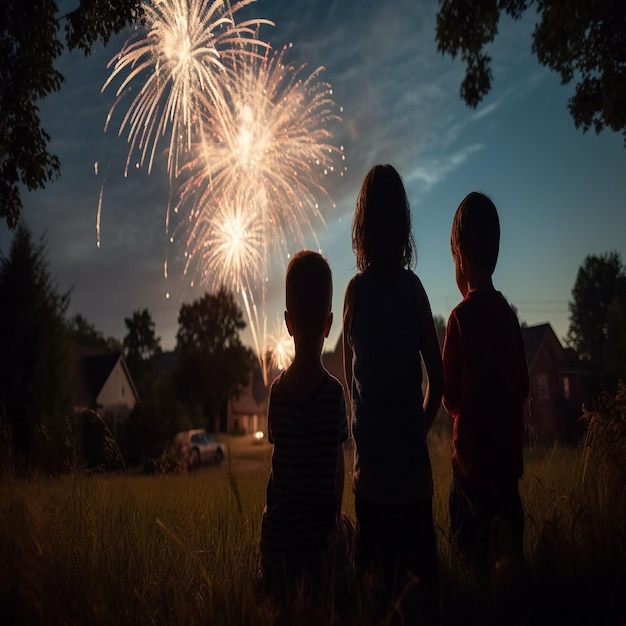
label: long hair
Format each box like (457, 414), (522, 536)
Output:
(352, 164), (415, 272)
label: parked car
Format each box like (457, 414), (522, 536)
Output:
(170, 429), (225, 469)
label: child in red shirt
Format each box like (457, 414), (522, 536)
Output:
(442, 192), (529, 571)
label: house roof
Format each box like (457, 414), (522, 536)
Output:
(521, 323), (552, 367)
(85, 353), (121, 399)
(73, 345), (139, 405)
(520, 323), (583, 374)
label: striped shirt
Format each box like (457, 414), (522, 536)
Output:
(261, 370), (348, 575)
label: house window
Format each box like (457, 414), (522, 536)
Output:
(563, 376), (570, 400)
(535, 374), (549, 400)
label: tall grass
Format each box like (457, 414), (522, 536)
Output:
(1, 423), (625, 625)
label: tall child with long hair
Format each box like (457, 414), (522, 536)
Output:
(342, 164), (443, 615)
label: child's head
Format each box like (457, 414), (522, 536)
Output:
(285, 250), (333, 338)
(451, 192), (500, 275)
(352, 164), (415, 272)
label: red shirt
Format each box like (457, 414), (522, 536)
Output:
(443, 290), (529, 492)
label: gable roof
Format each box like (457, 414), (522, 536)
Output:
(521, 323), (552, 368)
(521, 323), (580, 374)
(84, 353), (121, 399)
(73, 345), (139, 406)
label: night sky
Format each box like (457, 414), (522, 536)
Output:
(2, 0), (625, 354)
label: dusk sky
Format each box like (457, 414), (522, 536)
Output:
(2, 0), (625, 355)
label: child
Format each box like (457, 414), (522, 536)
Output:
(261, 250), (348, 590)
(342, 164), (443, 613)
(442, 191), (530, 571)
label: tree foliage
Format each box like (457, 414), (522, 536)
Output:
(0, 224), (72, 471)
(123, 309), (162, 381)
(0, 0), (143, 228)
(174, 288), (254, 432)
(69, 313), (105, 348)
(435, 0), (626, 145)
(567, 251), (626, 393)
(68, 313), (122, 353)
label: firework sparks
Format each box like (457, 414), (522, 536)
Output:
(184, 200), (265, 293)
(102, 0), (272, 177)
(102, 3), (345, 385)
(176, 41), (345, 274)
(172, 42), (345, 380)
(266, 315), (294, 373)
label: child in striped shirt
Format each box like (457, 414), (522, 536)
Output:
(261, 250), (349, 590)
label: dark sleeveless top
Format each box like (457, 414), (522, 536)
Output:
(347, 268), (433, 504)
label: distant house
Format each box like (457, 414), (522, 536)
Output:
(226, 365), (269, 434)
(521, 323), (589, 444)
(72, 345), (139, 438)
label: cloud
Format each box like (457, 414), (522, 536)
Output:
(404, 144), (485, 192)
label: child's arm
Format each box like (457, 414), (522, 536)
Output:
(442, 312), (463, 415)
(414, 275), (444, 431)
(335, 442), (345, 517)
(342, 278), (355, 404)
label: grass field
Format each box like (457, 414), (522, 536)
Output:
(1, 429), (624, 625)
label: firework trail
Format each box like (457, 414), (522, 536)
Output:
(102, 0), (272, 178)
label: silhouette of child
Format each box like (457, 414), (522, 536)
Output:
(261, 250), (348, 590)
(343, 164), (443, 614)
(443, 191), (530, 572)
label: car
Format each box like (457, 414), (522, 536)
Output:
(170, 429), (225, 469)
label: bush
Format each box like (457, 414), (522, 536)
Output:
(581, 380), (626, 522)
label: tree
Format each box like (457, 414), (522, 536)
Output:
(68, 313), (122, 353)
(0, 0), (143, 229)
(435, 0), (626, 145)
(174, 288), (254, 432)
(0, 224), (72, 471)
(604, 295), (626, 389)
(567, 251), (626, 392)
(123, 309), (162, 381)
(122, 309), (192, 468)
(69, 313), (106, 348)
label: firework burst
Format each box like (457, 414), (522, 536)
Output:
(172, 42), (345, 380)
(177, 41), (345, 276)
(184, 199), (265, 292)
(266, 315), (295, 373)
(102, 0), (272, 177)
(102, 3), (345, 384)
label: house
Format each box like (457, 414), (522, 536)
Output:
(521, 323), (589, 445)
(226, 364), (269, 434)
(72, 345), (139, 438)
